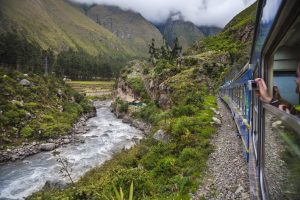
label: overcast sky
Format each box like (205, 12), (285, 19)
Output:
(71, 0), (256, 27)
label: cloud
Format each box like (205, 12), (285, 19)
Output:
(70, 0), (256, 27)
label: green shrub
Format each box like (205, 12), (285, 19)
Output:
(42, 114), (55, 123)
(179, 148), (198, 162)
(40, 123), (71, 138)
(185, 92), (203, 108)
(170, 116), (196, 137)
(79, 99), (94, 113)
(64, 102), (83, 116)
(24, 102), (39, 109)
(171, 105), (199, 117)
(138, 103), (160, 124)
(20, 126), (34, 138)
(3, 109), (26, 125)
(154, 156), (179, 176)
(108, 168), (154, 199)
(127, 78), (149, 100)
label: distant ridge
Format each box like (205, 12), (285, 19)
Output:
(83, 4), (164, 57)
(0, 0), (134, 59)
(156, 18), (205, 50)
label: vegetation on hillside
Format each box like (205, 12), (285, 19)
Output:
(187, 2), (257, 71)
(0, 0), (139, 79)
(0, 69), (93, 147)
(0, 0), (131, 56)
(0, 32), (124, 79)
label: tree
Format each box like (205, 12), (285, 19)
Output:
(160, 39), (170, 60)
(171, 37), (182, 60)
(149, 38), (158, 64)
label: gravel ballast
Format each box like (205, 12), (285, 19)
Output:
(193, 99), (250, 200)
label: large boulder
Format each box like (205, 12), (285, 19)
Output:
(40, 143), (56, 151)
(19, 79), (31, 86)
(153, 129), (170, 144)
(158, 94), (172, 109)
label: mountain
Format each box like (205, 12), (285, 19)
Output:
(0, 0), (134, 58)
(187, 2), (257, 67)
(198, 26), (222, 36)
(156, 18), (205, 50)
(71, 3), (164, 57)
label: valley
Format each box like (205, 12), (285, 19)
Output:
(0, 0), (257, 199)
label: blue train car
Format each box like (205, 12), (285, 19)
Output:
(220, 0), (300, 199)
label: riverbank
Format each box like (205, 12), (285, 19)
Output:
(0, 101), (144, 199)
(0, 107), (96, 163)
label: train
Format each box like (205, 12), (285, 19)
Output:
(219, 0), (300, 199)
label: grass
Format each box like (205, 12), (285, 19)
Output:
(66, 80), (114, 98)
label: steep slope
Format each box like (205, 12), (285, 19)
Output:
(157, 19), (205, 50)
(84, 4), (163, 57)
(198, 26), (222, 36)
(0, 0), (134, 58)
(187, 2), (257, 67)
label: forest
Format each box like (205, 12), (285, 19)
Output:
(0, 32), (126, 80)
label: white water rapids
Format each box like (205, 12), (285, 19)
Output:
(0, 101), (143, 200)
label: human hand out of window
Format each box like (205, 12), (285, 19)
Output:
(254, 78), (272, 103)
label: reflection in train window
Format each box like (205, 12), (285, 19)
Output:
(264, 11), (300, 200)
(271, 15), (300, 110)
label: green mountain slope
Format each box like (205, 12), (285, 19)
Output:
(0, 0), (134, 58)
(157, 19), (205, 50)
(187, 2), (257, 66)
(198, 26), (222, 36)
(84, 4), (163, 57)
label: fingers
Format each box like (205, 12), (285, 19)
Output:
(278, 105), (291, 114)
(255, 78), (267, 90)
(254, 90), (260, 97)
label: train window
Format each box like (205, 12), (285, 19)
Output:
(263, 10), (300, 200)
(270, 14), (300, 115)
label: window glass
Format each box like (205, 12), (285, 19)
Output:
(264, 110), (300, 199)
(273, 73), (299, 105)
(251, 0), (283, 65)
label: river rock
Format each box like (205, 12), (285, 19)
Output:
(74, 136), (85, 143)
(122, 116), (132, 123)
(40, 143), (56, 151)
(153, 129), (170, 144)
(63, 139), (70, 144)
(44, 180), (69, 189)
(212, 117), (221, 125)
(132, 120), (147, 131)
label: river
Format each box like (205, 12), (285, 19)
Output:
(0, 101), (143, 200)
